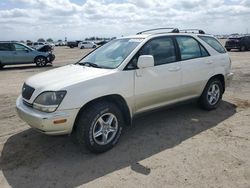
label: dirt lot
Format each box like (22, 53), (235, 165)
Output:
(0, 44), (250, 188)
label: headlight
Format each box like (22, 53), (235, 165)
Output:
(33, 91), (66, 112)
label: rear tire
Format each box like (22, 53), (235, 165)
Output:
(199, 78), (223, 110)
(226, 48), (231, 51)
(74, 101), (124, 153)
(35, 56), (47, 67)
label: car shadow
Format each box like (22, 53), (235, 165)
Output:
(0, 101), (236, 187)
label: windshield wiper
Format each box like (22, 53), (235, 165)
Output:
(78, 62), (101, 68)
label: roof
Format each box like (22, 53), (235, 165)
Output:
(121, 28), (209, 39)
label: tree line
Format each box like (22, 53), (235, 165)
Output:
(22, 37), (116, 43)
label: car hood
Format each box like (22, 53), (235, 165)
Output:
(25, 64), (114, 91)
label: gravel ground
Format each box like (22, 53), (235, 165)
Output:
(0, 43), (249, 188)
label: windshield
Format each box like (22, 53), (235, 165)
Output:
(78, 38), (142, 69)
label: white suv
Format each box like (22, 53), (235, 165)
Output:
(16, 28), (233, 153)
(78, 41), (96, 49)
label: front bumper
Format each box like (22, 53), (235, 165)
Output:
(47, 54), (55, 62)
(225, 72), (234, 87)
(16, 96), (79, 135)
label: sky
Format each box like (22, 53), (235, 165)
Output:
(0, 0), (250, 41)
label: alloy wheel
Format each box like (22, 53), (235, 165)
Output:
(207, 83), (220, 105)
(92, 113), (118, 145)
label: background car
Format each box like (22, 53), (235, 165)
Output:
(33, 42), (46, 49)
(96, 40), (109, 46)
(0, 42), (55, 69)
(78, 41), (96, 49)
(67, 40), (82, 48)
(225, 36), (250, 51)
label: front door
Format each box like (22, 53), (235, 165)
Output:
(11, 43), (33, 64)
(134, 36), (182, 113)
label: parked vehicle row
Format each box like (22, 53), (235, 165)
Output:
(26, 42), (55, 50)
(67, 40), (109, 49)
(0, 42), (55, 69)
(16, 28), (233, 153)
(67, 41), (83, 48)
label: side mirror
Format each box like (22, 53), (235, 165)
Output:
(25, 49), (29, 53)
(137, 55), (154, 69)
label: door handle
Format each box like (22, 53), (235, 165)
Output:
(168, 66), (181, 72)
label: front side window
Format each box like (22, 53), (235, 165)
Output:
(139, 37), (177, 66)
(79, 38), (142, 69)
(176, 36), (209, 61)
(199, 36), (226, 53)
(13, 43), (30, 51)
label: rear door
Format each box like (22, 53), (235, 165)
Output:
(0, 43), (14, 64)
(175, 36), (213, 97)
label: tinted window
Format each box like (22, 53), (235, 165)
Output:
(199, 36), (226, 53)
(14, 43), (28, 51)
(0, 43), (12, 51)
(176, 36), (209, 60)
(140, 37), (176, 66)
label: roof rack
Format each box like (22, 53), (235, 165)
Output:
(136, 28), (179, 35)
(179, 29), (205, 34)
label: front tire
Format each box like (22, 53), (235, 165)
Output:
(226, 48), (231, 52)
(199, 78), (223, 110)
(74, 101), (124, 153)
(35, 56), (47, 67)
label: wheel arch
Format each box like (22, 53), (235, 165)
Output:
(72, 94), (132, 133)
(34, 55), (47, 62)
(208, 74), (225, 93)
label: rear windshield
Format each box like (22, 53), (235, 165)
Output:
(199, 36), (226, 53)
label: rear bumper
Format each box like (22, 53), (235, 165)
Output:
(16, 96), (79, 135)
(225, 72), (234, 87)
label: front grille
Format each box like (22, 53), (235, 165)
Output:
(22, 83), (35, 100)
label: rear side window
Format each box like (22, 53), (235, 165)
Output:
(199, 36), (226, 53)
(0, 43), (12, 51)
(176, 36), (209, 61)
(140, 37), (177, 66)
